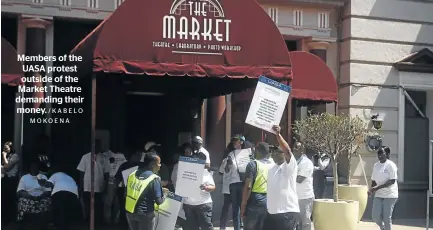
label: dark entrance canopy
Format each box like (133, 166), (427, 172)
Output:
(290, 51), (338, 102)
(1, 37), (23, 85)
(71, 0), (292, 86)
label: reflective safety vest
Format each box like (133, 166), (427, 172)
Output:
(251, 160), (269, 193)
(125, 170), (158, 213)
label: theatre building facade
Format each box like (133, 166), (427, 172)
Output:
(1, 0), (432, 220)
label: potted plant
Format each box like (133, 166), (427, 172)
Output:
(337, 133), (370, 222)
(293, 113), (368, 230)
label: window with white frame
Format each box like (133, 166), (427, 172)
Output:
(114, 0), (124, 9)
(318, 12), (329, 29)
(293, 10), (303, 27)
(268, 8), (278, 24)
(60, 0), (71, 6)
(88, 0), (98, 8)
(33, 0), (43, 3)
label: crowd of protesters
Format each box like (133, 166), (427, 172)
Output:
(1, 126), (399, 230)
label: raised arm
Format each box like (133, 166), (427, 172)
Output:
(272, 125), (293, 163)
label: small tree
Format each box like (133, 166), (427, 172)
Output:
(293, 113), (367, 202)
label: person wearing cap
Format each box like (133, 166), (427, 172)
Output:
(264, 125), (301, 230)
(191, 136), (211, 168)
(125, 151), (167, 230)
(240, 142), (274, 230)
(183, 152), (216, 230)
(221, 134), (248, 230)
(144, 141), (170, 187)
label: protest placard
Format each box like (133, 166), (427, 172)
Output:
(231, 148), (252, 173)
(155, 191), (183, 230)
(246, 76), (291, 133)
(175, 156), (205, 200)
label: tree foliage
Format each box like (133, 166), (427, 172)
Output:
(293, 113), (368, 201)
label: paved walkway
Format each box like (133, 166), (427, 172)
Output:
(222, 219), (431, 230)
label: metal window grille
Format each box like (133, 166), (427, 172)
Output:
(114, 0), (123, 9)
(318, 12), (329, 29)
(268, 8), (278, 23)
(88, 0), (98, 8)
(293, 10), (303, 27)
(60, 0), (71, 6)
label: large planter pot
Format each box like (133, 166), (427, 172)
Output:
(338, 184), (368, 221)
(313, 199), (359, 230)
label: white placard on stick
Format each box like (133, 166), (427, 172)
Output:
(155, 192), (183, 230)
(245, 76), (291, 133)
(175, 156), (205, 200)
(122, 166), (138, 185)
(231, 149), (252, 173)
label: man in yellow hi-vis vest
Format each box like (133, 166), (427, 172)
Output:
(240, 142), (275, 230)
(125, 152), (165, 230)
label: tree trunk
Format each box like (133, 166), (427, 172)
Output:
(347, 155), (352, 186)
(332, 156), (339, 202)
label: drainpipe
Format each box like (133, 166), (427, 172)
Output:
(335, 2), (345, 116)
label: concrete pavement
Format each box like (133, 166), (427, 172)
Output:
(221, 219), (432, 230)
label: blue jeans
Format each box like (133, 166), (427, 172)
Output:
(219, 194), (232, 229)
(244, 203), (267, 230)
(372, 197), (398, 230)
(229, 182), (243, 230)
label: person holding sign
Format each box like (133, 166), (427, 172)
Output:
(221, 134), (251, 230)
(241, 142), (274, 230)
(183, 152), (216, 230)
(125, 152), (166, 230)
(264, 125), (301, 230)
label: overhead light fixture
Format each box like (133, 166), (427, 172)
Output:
(126, 91), (164, 96)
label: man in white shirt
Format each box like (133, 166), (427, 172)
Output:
(265, 125), (301, 230)
(38, 167), (80, 230)
(294, 142), (314, 230)
(76, 140), (111, 226)
(183, 152), (216, 230)
(312, 151), (330, 199)
(192, 136), (211, 168)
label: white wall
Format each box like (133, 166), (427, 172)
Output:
(341, 0), (433, 181)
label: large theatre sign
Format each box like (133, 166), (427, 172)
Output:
(155, 0), (242, 55)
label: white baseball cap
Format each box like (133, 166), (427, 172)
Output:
(144, 141), (160, 152)
(192, 136), (203, 144)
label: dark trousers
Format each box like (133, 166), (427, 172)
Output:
(243, 203), (267, 230)
(183, 203), (214, 230)
(264, 212), (301, 230)
(82, 192), (104, 226)
(313, 171), (326, 199)
(1, 176), (18, 226)
(117, 187), (128, 227)
(126, 212), (155, 230)
(229, 182), (243, 230)
(219, 194), (232, 229)
(52, 191), (80, 230)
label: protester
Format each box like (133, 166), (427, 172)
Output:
(312, 151), (330, 199)
(38, 165), (80, 230)
(2, 141), (20, 226)
(115, 150), (142, 227)
(171, 143), (193, 230)
(125, 152), (166, 230)
(218, 142), (234, 230)
(145, 141), (170, 187)
(265, 125), (300, 230)
(183, 152), (216, 230)
(221, 134), (247, 230)
(241, 142), (274, 230)
(369, 146), (399, 230)
(76, 139), (110, 226)
(191, 136), (211, 168)
(104, 148), (127, 224)
(16, 162), (52, 230)
(294, 142), (314, 230)
(35, 134), (52, 176)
